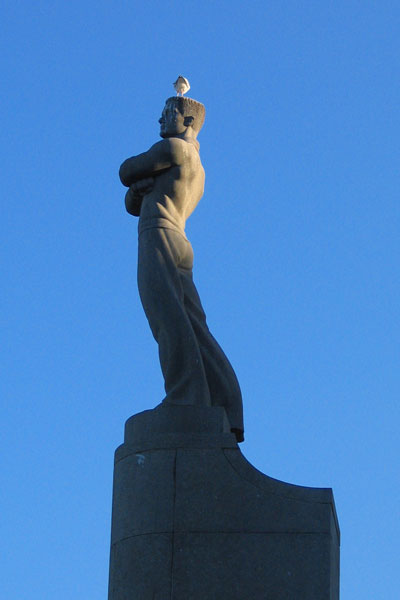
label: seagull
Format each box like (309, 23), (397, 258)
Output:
(173, 75), (190, 96)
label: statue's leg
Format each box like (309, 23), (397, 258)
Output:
(180, 268), (244, 435)
(137, 227), (211, 406)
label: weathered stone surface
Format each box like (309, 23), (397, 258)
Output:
(110, 448), (176, 543)
(108, 405), (340, 599)
(172, 532), (332, 600)
(109, 534), (172, 600)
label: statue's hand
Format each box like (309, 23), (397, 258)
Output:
(132, 177), (154, 196)
(125, 177), (154, 216)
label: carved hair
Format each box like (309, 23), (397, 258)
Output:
(165, 97), (206, 133)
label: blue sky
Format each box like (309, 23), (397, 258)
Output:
(1, 1), (399, 598)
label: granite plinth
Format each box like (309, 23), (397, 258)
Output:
(108, 404), (340, 599)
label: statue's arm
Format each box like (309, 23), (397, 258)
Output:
(124, 178), (154, 216)
(119, 139), (183, 187)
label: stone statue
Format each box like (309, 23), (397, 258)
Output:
(119, 95), (244, 442)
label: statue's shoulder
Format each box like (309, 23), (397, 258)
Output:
(150, 137), (196, 164)
(167, 137), (200, 159)
(150, 136), (184, 148)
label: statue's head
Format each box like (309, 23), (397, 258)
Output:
(159, 97), (205, 139)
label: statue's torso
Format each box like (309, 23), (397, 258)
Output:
(139, 140), (205, 236)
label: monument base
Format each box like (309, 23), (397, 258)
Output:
(108, 404), (340, 599)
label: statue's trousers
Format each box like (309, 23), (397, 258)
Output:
(137, 226), (244, 432)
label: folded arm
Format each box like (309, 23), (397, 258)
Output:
(119, 138), (184, 187)
(124, 178), (154, 216)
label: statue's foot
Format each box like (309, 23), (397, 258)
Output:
(231, 428), (244, 443)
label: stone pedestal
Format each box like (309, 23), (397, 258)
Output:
(108, 405), (340, 599)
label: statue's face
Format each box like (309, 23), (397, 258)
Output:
(159, 102), (186, 138)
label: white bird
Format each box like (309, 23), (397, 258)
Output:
(173, 75), (190, 96)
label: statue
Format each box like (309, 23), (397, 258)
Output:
(119, 93), (244, 442)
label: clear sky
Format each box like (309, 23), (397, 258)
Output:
(1, 1), (399, 598)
